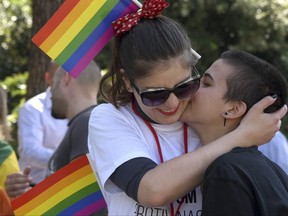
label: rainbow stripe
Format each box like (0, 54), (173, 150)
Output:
(11, 155), (106, 215)
(32, 0), (141, 78)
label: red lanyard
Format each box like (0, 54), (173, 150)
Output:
(132, 100), (188, 216)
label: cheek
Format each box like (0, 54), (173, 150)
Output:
(192, 90), (208, 104)
(194, 89), (226, 115)
(178, 99), (189, 114)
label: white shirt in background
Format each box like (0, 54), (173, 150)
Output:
(259, 131), (288, 174)
(17, 87), (68, 184)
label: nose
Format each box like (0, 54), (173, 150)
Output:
(163, 93), (180, 109)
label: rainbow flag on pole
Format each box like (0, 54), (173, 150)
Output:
(32, 0), (141, 78)
(11, 154), (107, 216)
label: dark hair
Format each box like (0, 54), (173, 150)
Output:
(100, 15), (193, 107)
(222, 50), (288, 113)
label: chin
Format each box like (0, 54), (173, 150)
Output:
(157, 115), (181, 125)
(51, 111), (65, 119)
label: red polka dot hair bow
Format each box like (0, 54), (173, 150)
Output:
(112, 0), (170, 36)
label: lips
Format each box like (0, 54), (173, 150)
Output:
(157, 104), (180, 116)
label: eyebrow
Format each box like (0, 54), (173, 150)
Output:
(203, 72), (214, 81)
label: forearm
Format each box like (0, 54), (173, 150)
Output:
(138, 129), (244, 206)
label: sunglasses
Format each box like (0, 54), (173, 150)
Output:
(131, 66), (201, 107)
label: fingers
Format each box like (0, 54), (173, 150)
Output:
(273, 104), (287, 132)
(249, 97), (287, 126)
(23, 166), (32, 176)
(5, 183), (31, 198)
(272, 105), (286, 131)
(239, 98), (287, 147)
(4, 171), (32, 198)
(275, 104), (287, 119)
(251, 95), (276, 112)
(252, 96), (287, 118)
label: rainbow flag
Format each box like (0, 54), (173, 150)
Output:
(11, 154), (107, 216)
(32, 0), (141, 78)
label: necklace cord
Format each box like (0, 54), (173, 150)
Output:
(132, 99), (188, 215)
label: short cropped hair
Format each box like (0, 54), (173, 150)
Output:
(222, 50), (288, 113)
(56, 61), (101, 92)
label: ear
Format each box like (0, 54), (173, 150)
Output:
(222, 101), (247, 120)
(120, 69), (133, 92)
(44, 72), (52, 85)
(62, 71), (72, 86)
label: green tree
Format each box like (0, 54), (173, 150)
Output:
(0, 0), (31, 79)
(0, 72), (28, 149)
(26, 0), (65, 99)
(164, 0), (288, 78)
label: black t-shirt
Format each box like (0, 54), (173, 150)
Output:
(202, 146), (288, 216)
(47, 105), (97, 175)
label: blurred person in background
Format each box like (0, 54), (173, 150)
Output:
(0, 85), (19, 215)
(17, 60), (68, 186)
(5, 61), (101, 193)
(5, 61), (107, 215)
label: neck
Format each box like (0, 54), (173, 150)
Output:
(66, 97), (97, 120)
(192, 122), (238, 146)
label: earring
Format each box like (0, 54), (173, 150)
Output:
(224, 112), (228, 127)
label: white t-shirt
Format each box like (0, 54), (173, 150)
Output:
(88, 103), (202, 216)
(88, 103), (288, 215)
(259, 131), (288, 174)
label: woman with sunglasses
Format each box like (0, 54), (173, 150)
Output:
(88, 1), (287, 215)
(181, 50), (288, 216)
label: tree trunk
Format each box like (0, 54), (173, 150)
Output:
(26, 0), (64, 99)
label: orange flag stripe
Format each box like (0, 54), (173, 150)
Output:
(39, 0), (93, 53)
(31, 0), (80, 46)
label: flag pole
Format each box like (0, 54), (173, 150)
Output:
(131, 0), (142, 8)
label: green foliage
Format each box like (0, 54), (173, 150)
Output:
(0, 72), (28, 150)
(1, 72), (28, 115)
(163, 0), (288, 79)
(0, 0), (32, 80)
